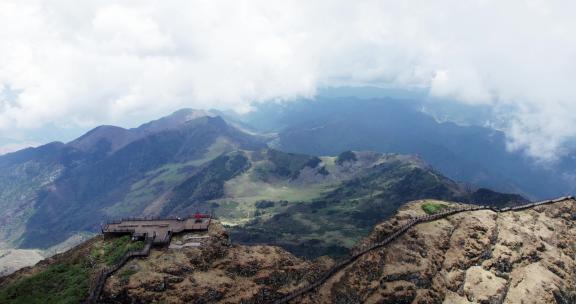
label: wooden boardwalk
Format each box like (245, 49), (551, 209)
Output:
(102, 214), (211, 245)
(86, 213), (212, 303)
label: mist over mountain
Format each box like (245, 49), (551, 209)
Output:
(1, 1), (576, 302)
(239, 96), (576, 200)
(0, 108), (572, 304)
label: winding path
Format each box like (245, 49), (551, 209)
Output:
(84, 238), (153, 304)
(271, 196), (575, 304)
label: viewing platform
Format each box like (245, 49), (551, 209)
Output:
(102, 212), (211, 245)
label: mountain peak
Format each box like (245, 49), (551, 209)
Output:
(136, 108), (217, 133)
(66, 109), (220, 154)
(67, 125), (134, 153)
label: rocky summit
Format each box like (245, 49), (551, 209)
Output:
(1, 198), (573, 304)
(300, 198), (576, 304)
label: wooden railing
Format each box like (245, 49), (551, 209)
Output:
(104, 212), (213, 225)
(84, 238), (153, 304)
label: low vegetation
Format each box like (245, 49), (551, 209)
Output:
(421, 202), (449, 214)
(118, 268), (138, 283)
(255, 200), (275, 209)
(336, 150), (357, 165)
(0, 235), (146, 304)
(0, 262), (89, 304)
(90, 235), (144, 265)
(266, 149), (319, 179)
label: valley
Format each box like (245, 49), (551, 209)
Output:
(2, 3), (574, 302)
(0, 109), (527, 276)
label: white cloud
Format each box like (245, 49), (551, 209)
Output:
(0, 141), (38, 156)
(0, 0), (575, 159)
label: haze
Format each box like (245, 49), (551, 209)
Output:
(1, 0), (576, 160)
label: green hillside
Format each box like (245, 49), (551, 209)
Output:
(0, 110), (524, 260)
(230, 152), (525, 257)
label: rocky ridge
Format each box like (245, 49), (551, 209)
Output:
(299, 198), (576, 304)
(100, 222), (334, 303)
(97, 198), (575, 303)
(0, 198), (573, 304)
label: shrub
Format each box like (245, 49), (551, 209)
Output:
(91, 235), (144, 265)
(421, 202), (448, 215)
(0, 263), (89, 304)
(255, 200), (275, 209)
(336, 151), (357, 165)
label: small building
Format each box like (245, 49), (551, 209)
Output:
(102, 212), (211, 245)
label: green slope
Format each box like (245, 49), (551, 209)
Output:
(230, 151), (525, 258)
(19, 116), (266, 248)
(0, 109), (525, 260)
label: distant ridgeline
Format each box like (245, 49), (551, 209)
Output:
(244, 97), (576, 199)
(0, 109), (526, 259)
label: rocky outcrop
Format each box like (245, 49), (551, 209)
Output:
(299, 198), (576, 304)
(101, 222), (334, 303)
(4, 198), (572, 304)
(97, 199), (576, 304)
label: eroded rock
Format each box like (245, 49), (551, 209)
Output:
(99, 200), (575, 304)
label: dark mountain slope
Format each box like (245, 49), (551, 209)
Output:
(19, 116), (265, 248)
(231, 151), (526, 257)
(66, 109), (221, 156)
(0, 142), (81, 245)
(241, 98), (575, 199)
(67, 125), (138, 155)
(160, 152), (252, 216)
(0, 108), (525, 262)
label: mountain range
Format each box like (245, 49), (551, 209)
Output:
(237, 97), (576, 199)
(0, 108), (524, 260)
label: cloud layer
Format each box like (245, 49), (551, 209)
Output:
(1, 0), (575, 159)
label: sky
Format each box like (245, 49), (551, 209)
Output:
(0, 0), (575, 160)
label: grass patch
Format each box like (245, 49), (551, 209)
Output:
(90, 235), (144, 265)
(0, 236), (147, 304)
(0, 263), (89, 304)
(118, 268), (138, 283)
(224, 168), (333, 203)
(421, 202), (449, 214)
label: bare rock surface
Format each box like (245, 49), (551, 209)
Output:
(95, 199), (575, 303)
(300, 199), (576, 304)
(102, 221), (334, 303)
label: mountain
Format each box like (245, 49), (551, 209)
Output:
(1, 106), (568, 304)
(1, 198), (573, 303)
(0, 110), (265, 249)
(230, 151), (526, 257)
(240, 97), (576, 200)
(21, 116), (265, 249)
(0, 109), (524, 269)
